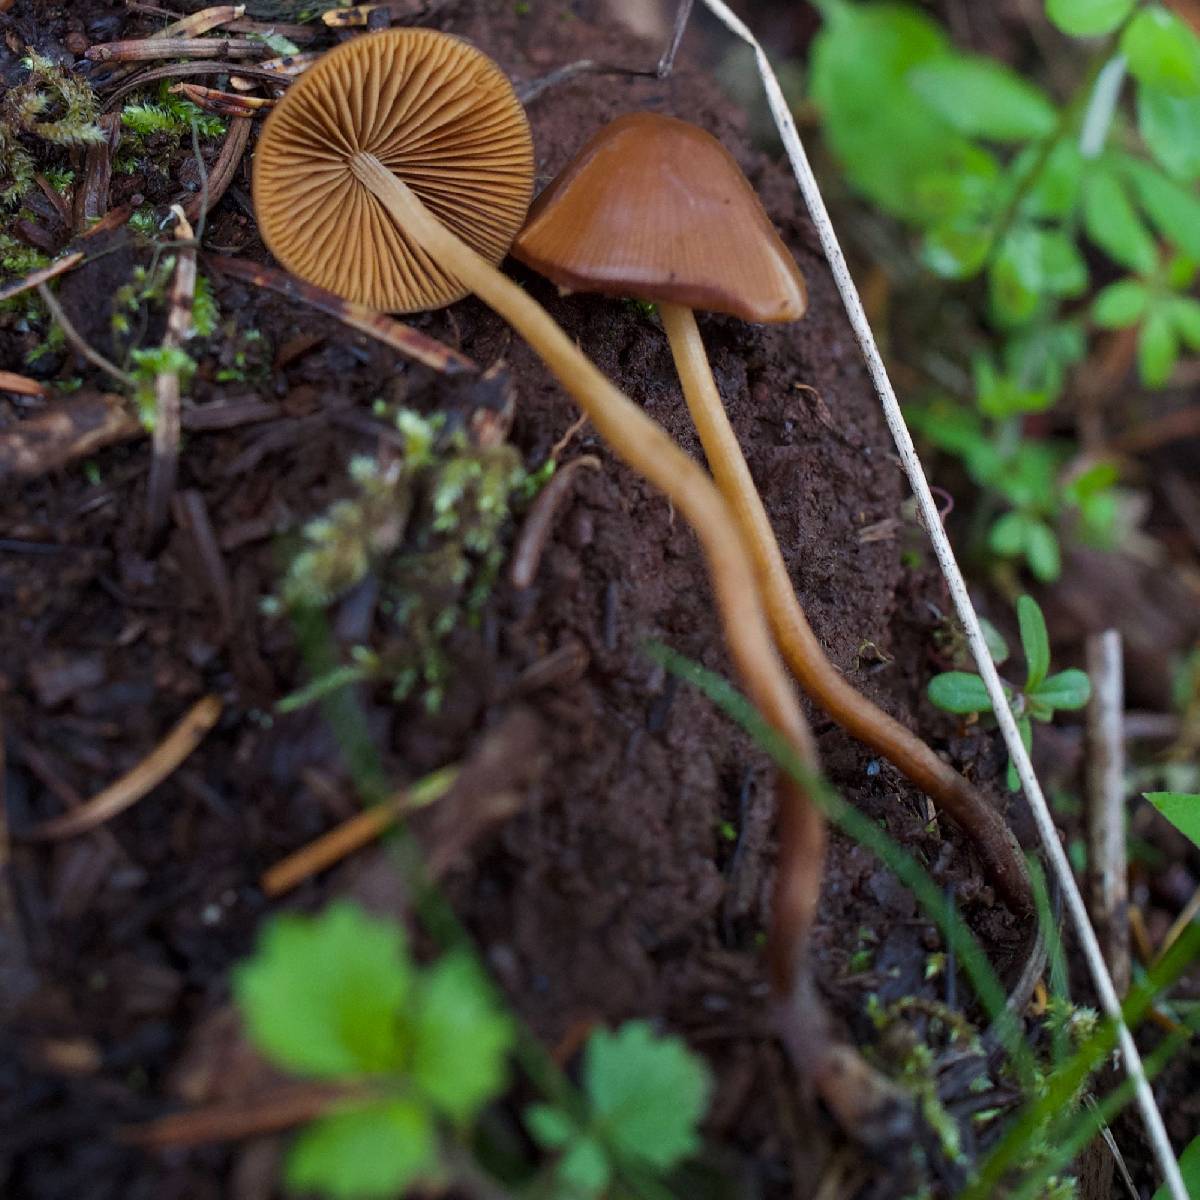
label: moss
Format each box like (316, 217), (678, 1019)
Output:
(276, 409), (528, 713)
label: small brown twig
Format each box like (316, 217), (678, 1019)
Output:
(205, 254), (478, 375)
(144, 206), (196, 547)
(23, 695), (222, 840)
(151, 3), (247, 38)
(87, 37), (267, 62)
(549, 411), (588, 460)
(261, 768), (457, 898)
(36, 283), (135, 389)
(230, 51), (319, 91)
(322, 0), (427, 26)
(121, 1083), (358, 1148)
(72, 112), (121, 232)
(183, 115), (251, 225)
(0, 393), (139, 482)
(0, 371), (45, 398)
(34, 173), (73, 228)
(0, 251), (83, 303)
(168, 82), (272, 117)
(510, 455), (600, 588)
(171, 489), (234, 636)
(103, 62), (296, 109)
(1086, 629), (1130, 997)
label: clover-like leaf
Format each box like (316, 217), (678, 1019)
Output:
(1092, 279), (1149, 328)
(285, 1099), (437, 1200)
(584, 1022), (711, 1173)
(409, 951), (513, 1122)
(233, 902), (411, 1079)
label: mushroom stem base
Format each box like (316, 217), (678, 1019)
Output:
(658, 300), (1033, 920)
(349, 150), (824, 998)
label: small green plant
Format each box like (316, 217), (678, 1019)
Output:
(927, 595), (1091, 789)
(809, 0), (1200, 580)
(234, 901), (713, 1200)
(128, 346), (197, 429)
(274, 408), (528, 713)
(234, 901), (513, 1200)
(525, 1022), (711, 1198)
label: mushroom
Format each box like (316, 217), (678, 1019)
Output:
(512, 112), (1033, 920)
(252, 29), (826, 993)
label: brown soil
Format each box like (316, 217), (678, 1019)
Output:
(0, 3), (1102, 1198)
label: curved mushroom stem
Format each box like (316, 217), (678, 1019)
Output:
(657, 301), (1034, 920)
(350, 151), (826, 997)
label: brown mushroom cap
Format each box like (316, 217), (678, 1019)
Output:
(253, 28), (534, 313)
(512, 113), (807, 323)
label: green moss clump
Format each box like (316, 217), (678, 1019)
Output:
(276, 409), (527, 713)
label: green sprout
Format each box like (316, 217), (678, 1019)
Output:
(234, 902), (513, 1200)
(927, 595), (1092, 790)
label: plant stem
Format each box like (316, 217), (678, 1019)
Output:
(349, 151), (824, 999)
(658, 300), (1034, 920)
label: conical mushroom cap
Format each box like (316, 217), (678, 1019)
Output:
(253, 28), (534, 313)
(513, 112), (806, 323)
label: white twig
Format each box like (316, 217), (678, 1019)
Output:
(695, 4), (1186, 1196)
(1086, 630), (1129, 996)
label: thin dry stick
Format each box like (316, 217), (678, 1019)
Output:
(510, 455), (601, 589)
(87, 37), (267, 62)
(23, 695), (222, 840)
(169, 83), (272, 116)
(1087, 630), (1130, 997)
(1155, 884), (1200, 965)
(0, 393), (140, 482)
(261, 767), (458, 898)
(697, 3), (1186, 1194)
(183, 115), (252, 225)
(205, 253), (478, 374)
(149, 3), (247, 39)
(36, 283), (135, 389)
(0, 371), (45, 397)
(0, 251), (82, 303)
(145, 206), (197, 546)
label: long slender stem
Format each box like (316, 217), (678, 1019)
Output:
(349, 152), (824, 998)
(658, 301), (1034, 919)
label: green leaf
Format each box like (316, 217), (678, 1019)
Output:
(1017, 595), (1051, 691)
(1025, 519), (1062, 582)
(1018, 139), (1085, 220)
(233, 902), (411, 1079)
(1122, 7), (1200, 96)
(1082, 164), (1158, 272)
(409, 952), (513, 1122)
(1169, 295), (1200, 349)
(989, 510), (1033, 557)
(1092, 279), (1150, 327)
(1029, 668), (1093, 711)
(1123, 158), (1200, 257)
(1144, 791), (1200, 852)
(908, 55), (1056, 140)
(1137, 83), (1200, 180)
(558, 1135), (611, 1196)
(810, 2), (977, 222)
(1138, 307), (1180, 386)
(922, 222), (992, 279)
(1007, 716), (1034, 792)
(526, 1104), (577, 1149)
(979, 617), (1011, 666)
(1004, 321), (1087, 397)
(1153, 1132), (1200, 1200)
(285, 1100), (436, 1200)
(1046, 0), (1134, 37)
(995, 225), (1089, 310)
(584, 1022), (711, 1172)
(927, 671), (995, 715)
